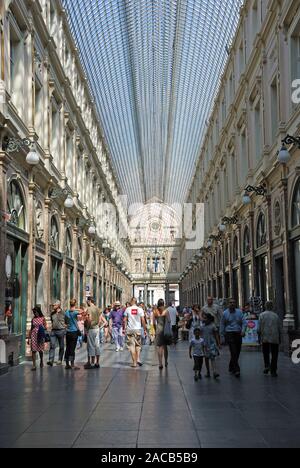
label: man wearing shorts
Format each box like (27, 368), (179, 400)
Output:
(124, 298), (147, 368)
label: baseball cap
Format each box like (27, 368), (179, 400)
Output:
(114, 301), (121, 306)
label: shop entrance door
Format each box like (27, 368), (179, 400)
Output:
(12, 240), (28, 357)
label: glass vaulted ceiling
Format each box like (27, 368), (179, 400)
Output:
(63, 0), (243, 205)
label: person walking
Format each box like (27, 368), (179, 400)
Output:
(167, 302), (179, 346)
(109, 301), (125, 352)
(202, 313), (220, 379)
(103, 306), (112, 343)
(28, 306), (47, 371)
(4, 303), (13, 334)
(153, 299), (171, 370)
(220, 298), (247, 378)
(258, 301), (282, 377)
(47, 300), (66, 367)
(201, 297), (223, 332)
(187, 305), (202, 342)
(84, 297), (104, 369)
(124, 298), (147, 368)
(189, 328), (205, 381)
(64, 299), (81, 370)
(139, 302), (148, 345)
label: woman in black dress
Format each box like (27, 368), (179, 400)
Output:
(153, 299), (171, 369)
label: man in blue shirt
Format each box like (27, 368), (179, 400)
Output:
(220, 298), (247, 378)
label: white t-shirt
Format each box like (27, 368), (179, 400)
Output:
(124, 306), (145, 332)
(167, 306), (177, 326)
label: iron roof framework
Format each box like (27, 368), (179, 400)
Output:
(63, 0), (243, 205)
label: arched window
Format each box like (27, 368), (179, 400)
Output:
(243, 226), (251, 256)
(233, 236), (239, 262)
(65, 229), (72, 258)
(292, 180), (300, 228)
(50, 216), (60, 249)
(274, 201), (281, 236)
(7, 180), (26, 230)
(256, 213), (266, 248)
(218, 249), (222, 271)
(225, 243), (229, 266)
(35, 200), (44, 239)
(78, 238), (83, 264)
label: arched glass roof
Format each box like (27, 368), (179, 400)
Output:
(63, 0), (243, 205)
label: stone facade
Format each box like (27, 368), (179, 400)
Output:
(0, 0), (132, 365)
(180, 0), (300, 351)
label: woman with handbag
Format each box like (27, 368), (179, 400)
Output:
(64, 299), (81, 370)
(153, 299), (172, 370)
(27, 306), (47, 371)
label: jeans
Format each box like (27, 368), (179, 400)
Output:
(65, 331), (78, 363)
(262, 342), (279, 374)
(49, 329), (65, 363)
(226, 332), (242, 374)
(112, 326), (125, 349)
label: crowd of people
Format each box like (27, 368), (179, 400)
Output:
(26, 296), (283, 378)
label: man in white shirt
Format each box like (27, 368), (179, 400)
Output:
(124, 297), (147, 368)
(202, 297), (223, 330)
(167, 302), (179, 345)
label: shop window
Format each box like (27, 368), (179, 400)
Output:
(292, 179), (300, 228)
(7, 180), (26, 231)
(243, 226), (251, 256)
(256, 213), (266, 248)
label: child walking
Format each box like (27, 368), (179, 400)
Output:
(202, 313), (220, 379)
(189, 328), (205, 381)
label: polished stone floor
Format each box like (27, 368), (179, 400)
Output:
(1, 341), (300, 448)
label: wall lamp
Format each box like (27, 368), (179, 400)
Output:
(242, 185), (267, 205)
(219, 215), (238, 231)
(76, 216), (96, 235)
(2, 136), (39, 165)
(278, 135), (300, 164)
(210, 234), (223, 242)
(48, 186), (74, 209)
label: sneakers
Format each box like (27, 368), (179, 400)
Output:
(47, 361), (53, 367)
(65, 365), (72, 370)
(263, 368), (270, 375)
(120, 347), (124, 351)
(213, 373), (220, 379)
(56, 361), (62, 366)
(115, 347), (120, 352)
(84, 363), (93, 370)
(194, 374), (198, 382)
(94, 364), (100, 369)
